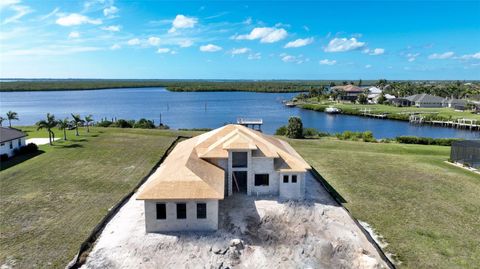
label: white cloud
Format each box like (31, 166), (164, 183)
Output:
(148, 36), (161, 46)
(319, 59), (336, 65)
(243, 17), (252, 25)
(363, 48), (384, 55)
(235, 27), (288, 43)
(324, 37), (365, 52)
(101, 25), (120, 32)
(68, 31), (80, 38)
(56, 13), (102, 26)
(103, 6), (118, 17)
(168, 14), (198, 33)
(2, 4), (32, 24)
(230, 47), (250, 55)
(428, 51), (454, 59)
(0, 0), (20, 9)
(110, 44), (121, 50)
(280, 53), (309, 64)
(200, 44), (222, 52)
(178, 39), (193, 47)
(127, 38), (140, 46)
(3, 46), (102, 56)
(156, 48), (171, 54)
(284, 37), (314, 48)
(248, 52), (261, 60)
(365, 64), (372, 68)
(406, 53), (420, 62)
(458, 52), (480, 60)
(39, 7), (59, 21)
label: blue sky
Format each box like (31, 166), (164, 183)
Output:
(0, 0), (479, 80)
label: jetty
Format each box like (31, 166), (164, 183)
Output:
(409, 116), (480, 130)
(359, 108), (388, 119)
(237, 118), (263, 131)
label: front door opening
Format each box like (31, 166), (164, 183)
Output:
(232, 171), (247, 193)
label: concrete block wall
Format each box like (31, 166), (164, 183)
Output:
(0, 137), (26, 157)
(250, 157), (279, 196)
(144, 199), (218, 232)
(279, 172), (305, 200)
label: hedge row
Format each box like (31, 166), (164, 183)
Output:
(395, 136), (459, 146)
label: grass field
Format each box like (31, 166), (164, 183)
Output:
(0, 127), (194, 268)
(288, 138), (480, 269)
(299, 100), (480, 121)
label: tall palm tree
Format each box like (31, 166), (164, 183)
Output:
(36, 113), (57, 145)
(6, 111), (19, 128)
(84, 115), (93, 133)
(71, 114), (84, 136)
(0, 116), (4, 127)
(57, 118), (70, 140)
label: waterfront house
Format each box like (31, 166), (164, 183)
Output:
(331, 85), (364, 102)
(450, 140), (480, 168)
(405, 93), (445, 108)
(0, 127), (26, 157)
(388, 98), (412, 107)
(137, 124), (311, 232)
(442, 98), (467, 110)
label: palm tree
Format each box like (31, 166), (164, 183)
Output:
(6, 111), (19, 128)
(57, 118), (70, 140)
(71, 114), (84, 136)
(84, 115), (93, 133)
(0, 116), (4, 127)
(36, 113), (57, 145)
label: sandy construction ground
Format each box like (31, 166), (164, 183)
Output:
(81, 171), (388, 269)
(26, 138), (60, 145)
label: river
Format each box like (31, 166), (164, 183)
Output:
(0, 87), (478, 139)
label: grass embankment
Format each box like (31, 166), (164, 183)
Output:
(289, 138), (480, 269)
(300, 101), (480, 121)
(0, 80), (350, 92)
(0, 127), (195, 268)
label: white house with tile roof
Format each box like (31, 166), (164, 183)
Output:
(136, 124), (311, 232)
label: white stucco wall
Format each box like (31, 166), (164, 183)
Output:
(0, 137), (26, 157)
(250, 157), (279, 196)
(279, 172), (306, 200)
(144, 200), (218, 232)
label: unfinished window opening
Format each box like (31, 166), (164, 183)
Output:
(197, 203), (207, 219)
(232, 152), (248, 168)
(283, 175), (289, 183)
(176, 203), (187, 219)
(156, 203), (166, 219)
(292, 175), (297, 183)
(254, 174), (269, 186)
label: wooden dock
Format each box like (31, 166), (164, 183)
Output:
(237, 118), (263, 131)
(360, 108), (388, 118)
(409, 116), (480, 131)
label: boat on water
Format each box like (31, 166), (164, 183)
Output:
(325, 106), (341, 114)
(285, 101), (296, 107)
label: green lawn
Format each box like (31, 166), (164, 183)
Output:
(300, 100), (480, 121)
(289, 138), (480, 269)
(0, 127), (194, 268)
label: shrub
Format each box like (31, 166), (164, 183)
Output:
(134, 118), (155, 129)
(18, 143), (38, 154)
(113, 119), (134, 128)
(286, 117), (304, 139)
(396, 136), (459, 146)
(303, 127), (318, 137)
(0, 154), (8, 162)
(362, 131), (375, 142)
(158, 124), (170, 130)
(96, 120), (113, 127)
(275, 125), (287, 136)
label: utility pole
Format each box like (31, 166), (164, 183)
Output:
(159, 113), (162, 126)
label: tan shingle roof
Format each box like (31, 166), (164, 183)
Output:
(137, 124), (310, 200)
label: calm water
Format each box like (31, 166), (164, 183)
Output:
(0, 87), (478, 139)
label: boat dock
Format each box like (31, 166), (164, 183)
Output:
(410, 116), (480, 130)
(360, 109), (388, 118)
(237, 118), (263, 131)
